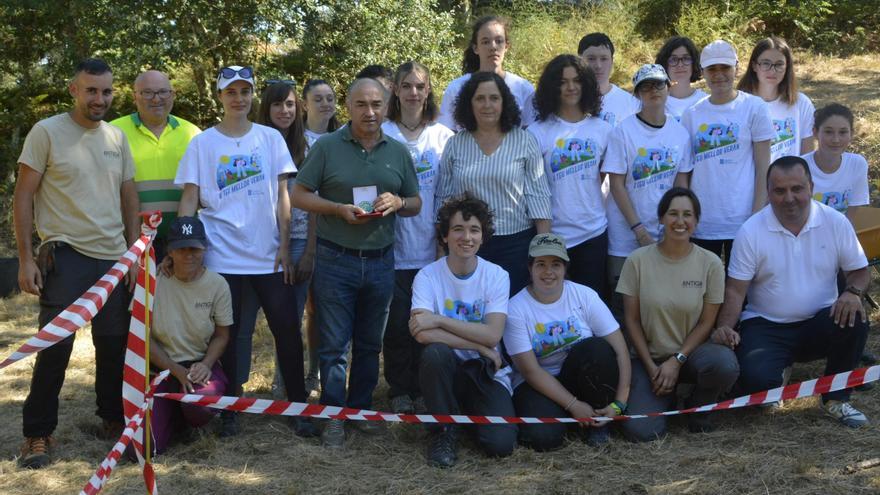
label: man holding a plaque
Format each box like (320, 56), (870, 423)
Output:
(292, 77), (421, 448)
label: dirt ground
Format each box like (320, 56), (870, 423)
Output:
(1, 55), (880, 494)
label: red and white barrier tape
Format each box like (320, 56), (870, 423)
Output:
(80, 371), (169, 495)
(155, 365), (879, 424)
(0, 230), (156, 370)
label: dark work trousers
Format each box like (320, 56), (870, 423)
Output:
(220, 272), (307, 403)
(513, 337), (619, 451)
(382, 269), (423, 399)
(478, 227), (536, 297)
(735, 308), (869, 403)
(22, 244), (130, 437)
(566, 230), (609, 302)
(420, 343), (517, 457)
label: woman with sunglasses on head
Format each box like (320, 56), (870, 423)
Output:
(435, 71), (552, 296)
(602, 64), (692, 320)
(617, 187), (738, 440)
(175, 66), (318, 438)
(528, 54), (612, 298)
(302, 79), (340, 145)
(438, 15), (535, 129)
(654, 36), (705, 120)
(380, 61), (454, 414)
(738, 36), (816, 162)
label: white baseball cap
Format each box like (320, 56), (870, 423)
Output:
(700, 40), (738, 68)
(217, 65), (255, 90)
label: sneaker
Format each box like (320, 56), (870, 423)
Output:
(413, 396), (428, 415)
(352, 419), (386, 435)
(321, 419), (346, 448)
(586, 425), (611, 447)
(19, 436), (53, 469)
(426, 427), (457, 468)
(390, 395), (415, 414)
(305, 373), (320, 397)
(219, 411), (240, 438)
(288, 416), (320, 438)
(823, 400), (869, 428)
(99, 419), (125, 440)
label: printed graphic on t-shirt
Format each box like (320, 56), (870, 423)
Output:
(631, 146), (680, 188)
(600, 111), (617, 126)
(530, 316), (583, 357)
(411, 148), (438, 192)
(549, 137), (598, 174)
(814, 190), (850, 212)
(443, 298), (484, 322)
(216, 149), (266, 198)
(694, 123), (740, 161)
(771, 118), (795, 146)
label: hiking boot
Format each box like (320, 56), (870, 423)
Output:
(586, 425), (611, 447)
(413, 396), (427, 415)
(219, 411), (240, 438)
(321, 419), (346, 448)
(305, 373), (320, 397)
(390, 395), (414, 414)
(99, 419), (125, 440)
(19, 436), (53, 469)
(426, 427), (457, 468)
(823, 400), (869, 428)
(289, 416), (320, 438)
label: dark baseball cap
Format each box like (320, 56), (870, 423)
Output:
(167, 216), (207, 250)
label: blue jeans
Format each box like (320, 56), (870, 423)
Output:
(313, 240), (395, 409)
(235, 239), (310, 385)
(735, 307), (868, 402)
(478, 227), (535, 297)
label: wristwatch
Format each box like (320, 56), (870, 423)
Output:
(673, 352), (688, 364)
(845, 285), (864, 298)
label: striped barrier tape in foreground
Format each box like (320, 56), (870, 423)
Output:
(156, 365), (879, 424)
(80, 371), (169, 495)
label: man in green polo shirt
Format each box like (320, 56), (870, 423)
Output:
(111, 70), (200, 258)
(293, 77), (421, 449)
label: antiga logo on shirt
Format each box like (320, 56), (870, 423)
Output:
(104, 150), (121, 159)
(682, 280), (703, 288)
(194, 301), (213, 309)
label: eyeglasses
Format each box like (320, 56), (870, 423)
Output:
(638, 80), (668, 92)
(667, 56), (693, 67)
(756, 60), (786, 73)
(265, 79), (295, 88)
(218, 66), (254, 80)
(138, 89), (174, 100)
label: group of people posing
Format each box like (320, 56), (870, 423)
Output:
(13, 14), (873, 471)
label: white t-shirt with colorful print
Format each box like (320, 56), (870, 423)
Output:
(504, 281), (618, 390)
(176, 124), (296, 274)
(599, 84), (640, 127)
(382, 120), (454, 269)
(411, 256), (512, 393)
(681, 91), (776, 239)
(602, 115), (693, 257)
(666, 89), (707, 121)
(528, 115), (613, 247)
(804, 151), (870, 214)
(766, 92), (815, 163)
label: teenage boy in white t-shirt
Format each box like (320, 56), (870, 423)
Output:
(411, 195), (516, 468)
(577, 33), (640, 127)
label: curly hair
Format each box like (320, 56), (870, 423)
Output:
(257, 82), (306, 165)
(453, 71), (521, 132)
(655, 36), (702, 83)
(737, 36), (798, 106)
(533, 54), (602, 122)
(387, 61), (439, 123)
(463, 15), (511, 74)
(436, 193), (495, 251)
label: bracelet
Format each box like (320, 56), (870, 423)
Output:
(564, 396), (578, 411)
(630, 222), (643, 231)
(610, 400), (627, 415)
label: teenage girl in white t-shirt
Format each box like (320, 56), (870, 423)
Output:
(654, 36), (706, 120)
(738, 36), (816, 162)
(528, 54), (612, 297)
(381, 61), (453, 414)
(803, 103), (870, 223)
(438, 15), (535, 129)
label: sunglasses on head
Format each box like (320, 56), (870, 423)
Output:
(265, 79), (295, 87)
(219, 66), (254, 80)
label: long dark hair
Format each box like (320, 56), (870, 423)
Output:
(387, 61), (439, 123)
(655, 36), (702, 83)
(737, 36), (798, 106)
(462, 15), (510, 74)
(453, 71), (521, 132)
(533, 54), (602, 122)
(301, 79), (340, 132)
(257, 82), (306, 164)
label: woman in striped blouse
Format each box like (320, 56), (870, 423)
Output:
(435, 71), (552, 295)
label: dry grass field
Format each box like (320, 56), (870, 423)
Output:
(1, 54), (880, 495)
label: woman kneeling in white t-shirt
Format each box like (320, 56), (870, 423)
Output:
(616, 187), (739, 441)
(504, 233), (630, 451)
